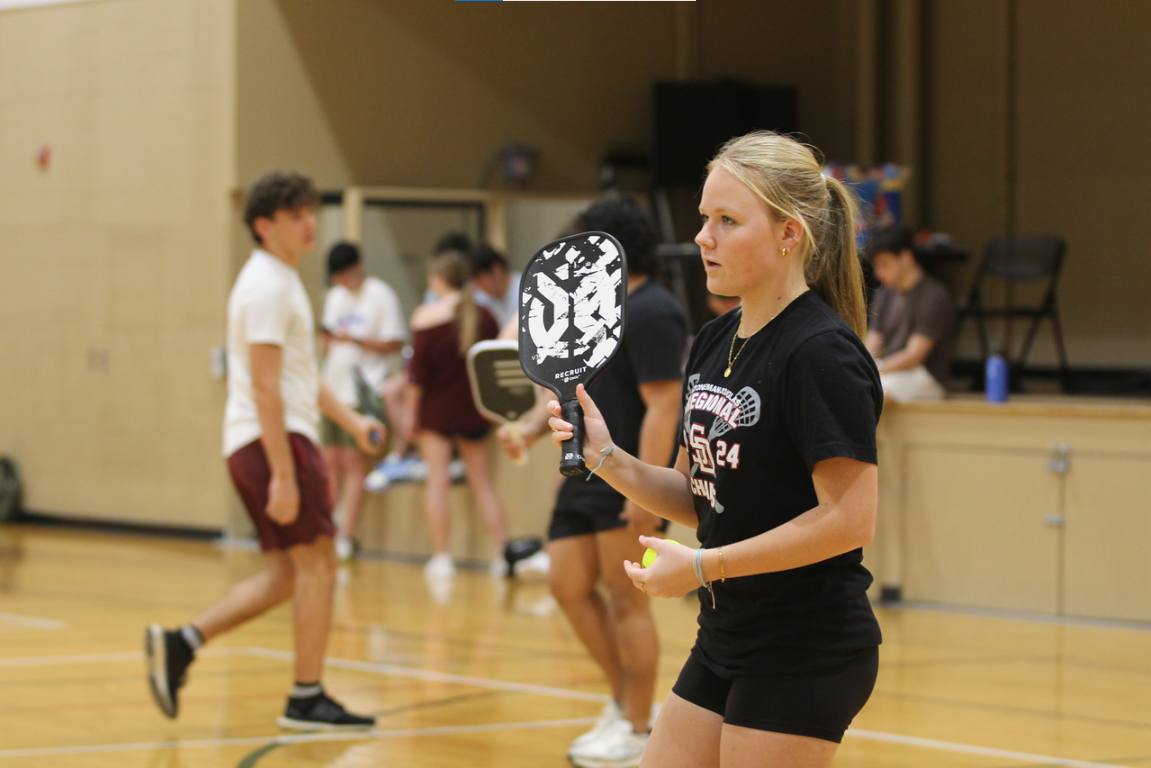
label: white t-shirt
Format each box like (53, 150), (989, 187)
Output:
(320, 275), (406, 405)
(223, 250), (320, 456)
(474, 271), (521, 328)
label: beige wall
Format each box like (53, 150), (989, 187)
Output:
(927, 0), (1151, 368)
(1013, 0), (1151, 366)
(247, 0), (677, 192)
(0, 0), (236, 527)
(8, 0), (1151, 530)
(239, 0), (853, 192)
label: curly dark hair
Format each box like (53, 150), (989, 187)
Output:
(243, 171), (317, 245)
(573, 195), (658, 277)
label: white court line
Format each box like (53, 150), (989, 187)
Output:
(0, 647), (1136, 767)
(0, 647), (609, 703)
(846, 729), (1134, 768)
(0, 647), (247, 668)
(0, 611), (66, 630)
(0, 651), (141, 667)
(0, 0), (100, 10)
(245, 647), (611, 703)
(0, 717), (601, 759)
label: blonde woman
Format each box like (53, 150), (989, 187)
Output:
(406, 250), (507, 579)
(549, 132), (882, 768)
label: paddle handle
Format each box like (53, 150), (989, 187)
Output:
(558, 398), (586, 477)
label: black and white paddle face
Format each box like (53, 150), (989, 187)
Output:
(518, 231), (627, 477)
(351, 365), (387, 447)
(467, 340), (536, 466)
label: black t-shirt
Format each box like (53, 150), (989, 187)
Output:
(558, 279), (688, 506)
(680, 291), (883, 677)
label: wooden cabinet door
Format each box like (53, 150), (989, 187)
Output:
(903, 445), (1061, 613)
(1063, 454), (1151, 622)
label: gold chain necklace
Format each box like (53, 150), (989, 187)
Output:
(725, 330), (751, 377)
(724, 306), (786, 377)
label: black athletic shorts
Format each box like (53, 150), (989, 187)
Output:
(433, 427), (489, 442)
(548, 479), (670, 541)
(671, 646), (878, 743)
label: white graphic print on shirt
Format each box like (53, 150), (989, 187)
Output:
(683, 375), (762, 513)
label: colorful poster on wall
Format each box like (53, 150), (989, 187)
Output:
(822, 163), (908, 244)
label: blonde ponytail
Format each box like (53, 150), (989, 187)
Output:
(811, 177), (867, 337)
(454, 287), (479, 355)
(708, 131), (867, 338)
(429, 249), (481, 355)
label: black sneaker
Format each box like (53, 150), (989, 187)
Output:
(145, 625), (194, 719)
(277, 691), (376, 731)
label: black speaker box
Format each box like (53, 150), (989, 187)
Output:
(652, 81), (799, 187)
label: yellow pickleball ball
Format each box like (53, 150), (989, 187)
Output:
(642, 539), (679, 568)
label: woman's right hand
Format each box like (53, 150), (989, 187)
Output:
(547, 384), (615, 459)
(623, 536), (698, 599)
(496, 422), (532, 463)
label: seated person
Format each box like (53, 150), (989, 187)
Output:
(865, 226), (956, 403)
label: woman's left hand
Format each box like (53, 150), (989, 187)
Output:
(622, 536), (699, 599)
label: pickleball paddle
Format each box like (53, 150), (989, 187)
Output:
(518, 231), (627, 477)
(466, 339), (536, 466)
(351, 364), (387, 448)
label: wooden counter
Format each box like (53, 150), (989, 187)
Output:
(351, 439), (700, 565)
(873, 394), (1151, 621)
(220, 392), (1151, 623)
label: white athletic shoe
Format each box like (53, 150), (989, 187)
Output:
(398, 455), (427, 482)
(424, 552), (455, 580)
(363, 467), (390, 493)
(425, 576), (452, 605)
(448, 458), (466, 483)
(489, 555), (508, 578)
(571, 700), (622, 750)
(335, 536), (355, 562)
(568, 719), (649, 768)
(512, 549), (551, 580)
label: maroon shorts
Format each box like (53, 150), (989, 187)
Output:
(227, 433), (335, 552)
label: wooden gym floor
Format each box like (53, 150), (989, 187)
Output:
(3, 524), (1151, 767)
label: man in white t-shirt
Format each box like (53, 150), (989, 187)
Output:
(145, 171), (383, 731)
(319, 241), (405, 559)
(469, 243), (521, 328)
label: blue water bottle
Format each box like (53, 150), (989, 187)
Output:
(985, 349), (1009, 403)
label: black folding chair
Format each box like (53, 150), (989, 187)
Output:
(959, 235), (1070, 392)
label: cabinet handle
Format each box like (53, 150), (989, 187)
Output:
(1047, 443), (1072, 475)
(1044, 514), (1065, 528)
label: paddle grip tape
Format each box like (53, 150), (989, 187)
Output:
(558, 399), (586, 477)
